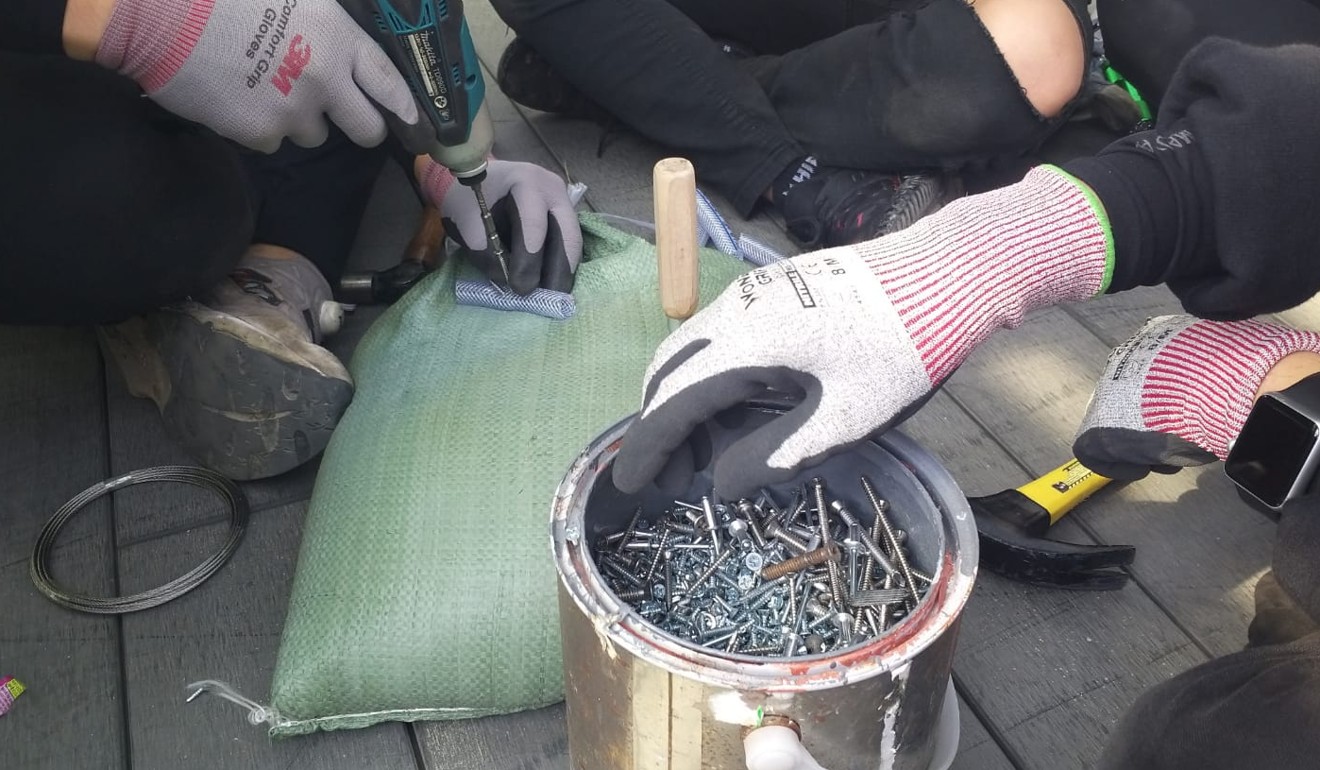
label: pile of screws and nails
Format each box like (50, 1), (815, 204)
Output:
(591, 476), (932, 658)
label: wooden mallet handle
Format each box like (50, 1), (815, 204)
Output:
(653, 158), (700, 321)
(404, 205), (447, 269)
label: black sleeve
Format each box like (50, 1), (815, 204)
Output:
(1063, 38), (1320, 321)
(3, 1), (70, 56)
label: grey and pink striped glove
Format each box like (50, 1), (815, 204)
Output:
(611, 167), (1114, 499)
(1074, 316), (1320, 480)
(95, 0), (418, 152)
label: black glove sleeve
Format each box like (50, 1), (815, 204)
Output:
(1065, 39), (1320, 320)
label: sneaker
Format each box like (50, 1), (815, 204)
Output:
(99, 249), (352, 480)
(496, 37), (608, 120)
(779, 168), (954, 248)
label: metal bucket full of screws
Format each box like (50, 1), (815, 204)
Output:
(551, 401), (978, 770)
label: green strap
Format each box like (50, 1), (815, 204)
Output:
(1102, 62), (1154, 122)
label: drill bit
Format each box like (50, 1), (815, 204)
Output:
(468, 182), (511, 287)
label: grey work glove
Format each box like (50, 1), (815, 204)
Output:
(95, 0), (419, 152)
(1073, 315), (1320, 480)
(423, 159), (583, 295)
(610, 167), (1115, 499)
(611, 248), (935, 500)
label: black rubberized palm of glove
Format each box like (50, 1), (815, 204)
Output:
(444, 195), (575, 295)
(1073, 427), (1213, 482)
(612, 340), (940, 499)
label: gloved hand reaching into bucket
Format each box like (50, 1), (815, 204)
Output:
(419, 158), (583, 295)
(612, 168), (1115, 499)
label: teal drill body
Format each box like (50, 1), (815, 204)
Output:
(340, 0), (509, 283)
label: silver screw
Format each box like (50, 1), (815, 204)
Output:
(644, 529), (670, 583)
(735, 500), (769, 549)
(848, 588), (909, 607)
(764, 519), (810, 554)
(602, 556), (644, 587)
(689, 549), (734, 591)
(832, 499), (899, 578)
(615, 587), (646, 602)
(860, 476), (920, 604)
(615, 506), (643, 555)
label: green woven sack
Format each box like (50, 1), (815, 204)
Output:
(268, 215), (746, 735)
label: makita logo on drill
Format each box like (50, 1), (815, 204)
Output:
(271, 35), (311, 96)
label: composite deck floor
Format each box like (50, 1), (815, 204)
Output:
(3, 3), (1314, 768)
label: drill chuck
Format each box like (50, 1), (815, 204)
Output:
(460, 174), (511, 286)
(425, 103), (495, 178)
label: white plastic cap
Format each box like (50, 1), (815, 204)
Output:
(743, 725), (827, 770)
(318, 301), (345, 337)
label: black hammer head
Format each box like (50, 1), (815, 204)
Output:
(970, 489), (1135, 591)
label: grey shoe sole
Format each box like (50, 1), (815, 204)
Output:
(145, 310), (353, 480)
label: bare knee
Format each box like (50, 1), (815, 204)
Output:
(972, 0), (1086, 118)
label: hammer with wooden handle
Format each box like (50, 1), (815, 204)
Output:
(653, 158), (701, 327)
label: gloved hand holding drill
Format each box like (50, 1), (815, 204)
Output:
(81, 0), (584, 297)
(90, 0), (420, 152)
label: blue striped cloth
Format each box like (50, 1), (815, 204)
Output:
(453, 280), (577, 320)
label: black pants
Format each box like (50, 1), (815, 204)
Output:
(1100, 0), (1320, 108)
(1099, 629), (1320, 770)
(0, 55), (388, 325)
(491, 0), (1091, 216)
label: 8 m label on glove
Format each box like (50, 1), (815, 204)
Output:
(246, 0), (309, 94)
(783, 264), (817, 309)
(738, 256), (849, 311)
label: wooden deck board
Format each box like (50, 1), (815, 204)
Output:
(0, 327), (126, 770)
(114, 503), (418, 769)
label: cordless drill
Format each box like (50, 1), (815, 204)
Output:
(339, 0), (510, 285)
